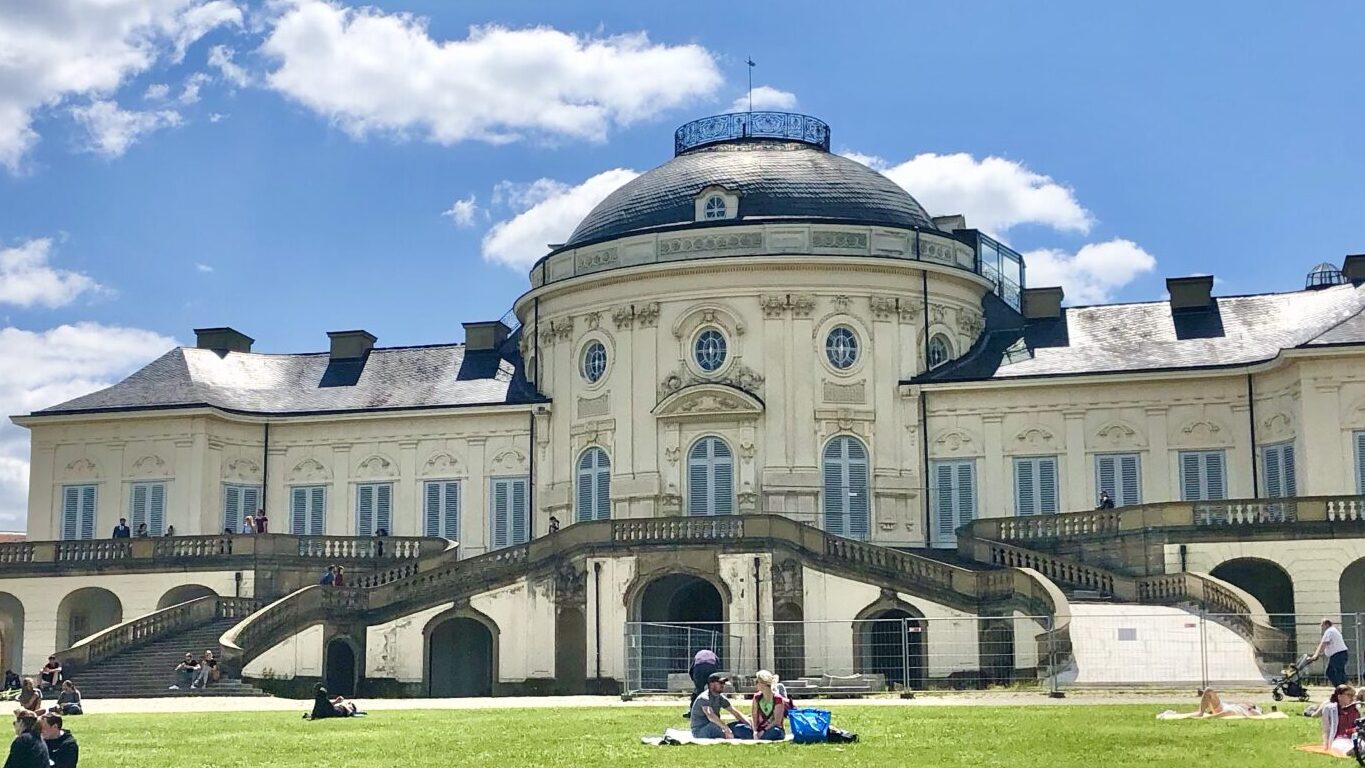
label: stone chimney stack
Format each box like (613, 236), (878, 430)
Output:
(327, 330), (377, 360)
(1167, 275), (1215, 310)
(194, 327), (253, 353)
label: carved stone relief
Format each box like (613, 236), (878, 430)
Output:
(224, 458), (262, 483)
(422, 452), (467, 478)
(129, 454), (167, 477)
(288, 458), (330, 483)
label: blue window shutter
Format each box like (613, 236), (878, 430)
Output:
(224, 486), (241, 532)
(79, 486), (96, 540)
(846, 439), (870, 541)
(131, 483), (148, 529)
(712, 441), (734, 516)
(932, 462), (955, 546)
(1282, 443), (1296, 497)
(1015, 458), (1036, 516)
(424, 482), (441, 537)
(1356, 432), (1365, 495)
(1204, 451), (1226, 500)
(1118, 455), (1141, 506)
(148, 483), (166, 534)
(444, 481), (461, 538)
(357, 484), (374, 537)
(242, 487), (260, 528)
(822, 441), (845, 536)
(576, 450), (598, 523)
(1095, 455), (1116, 506)
(309, 486), (326, 535)
(687, 441), (709, 516)
(1038, 457), (1058, 514)
(291, 487), (306, 534)
(1263, 445), (1283, 499)
(62, 486), (79, 541)
(1179, 452), (1202, 501)
(376, 483), (392, 533)
(594, 451), (611, 521)
(511, 478), (528, 545)
(491, 480), (509, 548)
(956, 462), (976, 526)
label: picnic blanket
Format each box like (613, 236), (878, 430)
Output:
(641, 728), (794, 746)
(1156, 710), (1288, 720)
(1295, 745), (1350, 758)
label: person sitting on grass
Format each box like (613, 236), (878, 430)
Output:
(1322, 684), (1362, 756)
(305, 684), (362, 719)
(6, 709), (48, 768)
(730, 670), (787, 740)
(1192, 688), (1262, 718)
(689, 673), (752, 740)
(39, 713), (77, 768)
(52, 682), (80, 716)
(15, 680), (40, 714)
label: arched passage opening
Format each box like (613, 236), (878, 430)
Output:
(554, 606), (587, 693)
(632, 573), (726, 691)
(1339, 559), (1365, 679)
(324, 638), (358, 697)
(157, 585), (218, 610)
(853, 603), (926, 691)
(1210, 558), (1296, 635)
(55, 588), (122, 650)
(0, 593), (24, 674)
(426, 616), (495, 697)
(772, 601), (805, 682)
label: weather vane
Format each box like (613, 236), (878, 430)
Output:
(746, 57), (756, 113)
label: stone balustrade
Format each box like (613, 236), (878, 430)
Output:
(56, 594), (260, 674)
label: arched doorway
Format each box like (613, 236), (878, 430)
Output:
(633, 574), (726, 691)
(427, 617), (495, 697)
(1210, 558), (1296, 635)
(1339, 559), (1365, 679)
(772, 602), (805, 681)
(324, 638), (358, 697)
(854, 605), (926, 691)
(157, 585), (218, 610)
(554, 606), (587, 693)
(0, 593), (24, 673)
(55, 588), (122, 649)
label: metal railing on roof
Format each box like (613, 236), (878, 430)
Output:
(674, 112), (831, 155)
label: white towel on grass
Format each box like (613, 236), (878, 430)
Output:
(641, 728), (794, 745)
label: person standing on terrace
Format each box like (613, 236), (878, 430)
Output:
(111, 518), (130, 538)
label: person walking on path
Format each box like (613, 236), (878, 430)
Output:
(1311, 618), (1351, 687)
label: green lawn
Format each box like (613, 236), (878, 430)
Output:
(67, 705), (1337, 768)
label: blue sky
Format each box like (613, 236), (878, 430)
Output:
(0, 0), (1362, 526)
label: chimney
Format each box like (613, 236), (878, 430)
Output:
(1344, 255), (1365, 283)
(194, 327), (253, 353)
(932, 214), (967, 233)
(327, 330), (377, 360)
(462, 321), (510, 352)
(1021, 286), (1064, 320)
(1167, 275), (1214, 310)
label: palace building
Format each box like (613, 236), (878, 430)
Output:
(4, 111), (1365, 697)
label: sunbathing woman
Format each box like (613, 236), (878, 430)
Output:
(1194, 688), (1262, 717)
(306, 684), (361, 719)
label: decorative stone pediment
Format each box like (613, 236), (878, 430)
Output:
(490, 447), (527, 473)
(421, 452), (467, 478)
(653, 384), (764, 422)
(1260, 411), (1295, 441)
(288, 458), (330, 483)
(1176, 419), (1231, 447)
(64, 457), (98, 480)
(931, 428), (979, 455)
(1094, 421), (1144, 449)
(129, 454), (168, 477)
(1014, 427), (1056, 451)
(659, 362), (764, 400)
(224, 458), (262, 483)
(355, 454), (397, 479)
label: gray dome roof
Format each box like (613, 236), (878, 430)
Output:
(562, 139), (936, 249)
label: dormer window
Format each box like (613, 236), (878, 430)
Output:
(704, 195), (727, 220)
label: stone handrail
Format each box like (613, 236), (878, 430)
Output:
(967, 494), (1365, 544)
(0, 533), (450, 571)
(222, 514), (1072, 674)
(55, 595), (258, 674)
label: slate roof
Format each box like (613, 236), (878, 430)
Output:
(31, 335), (540, 417)
(562, 140), (935, 249)
(916, 282), (1365, 384)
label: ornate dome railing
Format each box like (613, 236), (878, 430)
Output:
(674, 111), (831, 155)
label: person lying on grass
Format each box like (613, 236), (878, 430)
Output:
(1321, 684), (1361, 756)
(306, 684), (361, 719)
(1187, 689), (1263, 718)
(690, 673), (753, 739)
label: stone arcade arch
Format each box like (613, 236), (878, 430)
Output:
(1210, 558), (1296, 635)
(630, 573), (727, 691)
(0, 593), (23, 673)
(853, 600), (926, 690)
(772, 601), (805, 681)
(156, 584), (218, 610)
(1339, 558), (1365, 678)
(425, 611), (497, 697)
(55, 588), (123, 650)
(324, 637), (360, 697)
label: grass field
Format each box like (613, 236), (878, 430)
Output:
(66, 705), (1338, 768)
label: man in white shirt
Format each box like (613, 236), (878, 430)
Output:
(1311, 618), (1350, 686)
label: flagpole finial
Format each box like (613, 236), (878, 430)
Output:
(746, 57), (756, 113)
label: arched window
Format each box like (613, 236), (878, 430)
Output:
(825, 327), (859, 370)
(703, 195), (727, 220)
(693, 328), (728, 372)
(823, 436), (870, 539)
(576, 448), (611, 522)
(927, 334), (952, 369)
(581, 341), (607, 384)
(687, 437), (734, 516)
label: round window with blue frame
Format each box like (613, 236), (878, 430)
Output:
(703, 194), (727, 220)
(825, 326), (859, 370)
(693, 328), (728, 372)
(581, 341), (608, 383)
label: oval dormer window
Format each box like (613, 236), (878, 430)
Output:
(703, 195), (727, 220)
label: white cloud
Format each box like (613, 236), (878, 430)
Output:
(1024, 239), (1157, 304)
(144, 83), (171, 101)
(482, 169), (639, 269)
(209, 112), (229, 123)
(875, 152), (1093, 239)
(260, 1), (722, 145)
(0, 1), (238, 172)
(71, 100), (183, 158)
(442, 195), (481, 228)
(178, 72), (211, 104)
(171, 0), (243, 63)
(208, 44), (250, 87)
(195, 263), (214, 273)
(728, 85), (796, 113)
(0, 238), (104, 309)
(0, 323), (177, 530)
(839, 150), (885, 169)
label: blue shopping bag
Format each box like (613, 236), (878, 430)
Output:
(788, 707), (831, 744)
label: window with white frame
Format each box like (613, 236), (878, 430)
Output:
(1014, 456), (1059, 516)
(490, 476), (529, 549)
(223, 484), (261, 534)
(1179, 450), (1226, 501)
(576, 448), (611, 522)
(423, 480), (460, 539)
(927, 334), (952, 368)
(693, 328), (728, 372)
(290, 486), (327, 535)
(129, 481), (167, 535)
(61, 484), (96, 541)
(822, 436), (870, 539)
(581, 341), (608, 384)
(1094, 453), (1141, 507)
(931, 460), (976, 547)
(825, 327), (859, 370)
(1262, 442), (1297, 499)
(356, 482), (393, 537)
(687, 437), (734, 516)
(703, 195), (727, 220)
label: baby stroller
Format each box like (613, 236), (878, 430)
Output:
(1271, 654), (1312, 701)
